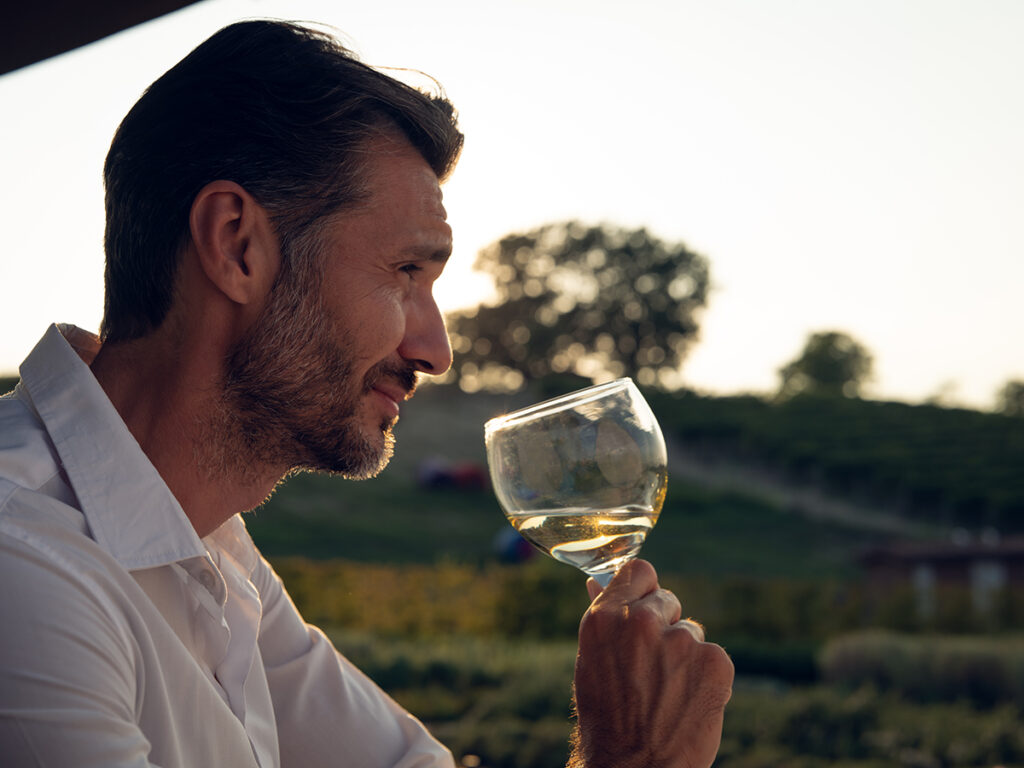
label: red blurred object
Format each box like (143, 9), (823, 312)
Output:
(416, 458), (489, 491)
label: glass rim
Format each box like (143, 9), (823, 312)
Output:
(484, 377), (636, 435)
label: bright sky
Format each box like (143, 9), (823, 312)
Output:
(2, 0), (1022, 409)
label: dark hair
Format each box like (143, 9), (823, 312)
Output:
(101, 19), (463, 342)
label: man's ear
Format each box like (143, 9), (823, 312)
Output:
(189, 180), (279, 305)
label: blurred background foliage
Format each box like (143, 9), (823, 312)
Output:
(777, 330), (874, 400)
(996, 380), (1024, 418)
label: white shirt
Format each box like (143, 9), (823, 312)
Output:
(0, 324), (455, 768)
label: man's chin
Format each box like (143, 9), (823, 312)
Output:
(295, 425), (395, 480)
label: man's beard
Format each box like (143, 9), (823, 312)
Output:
(209, 235), (417, 482)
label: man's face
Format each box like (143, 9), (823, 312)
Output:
(220, 132), (453, 479)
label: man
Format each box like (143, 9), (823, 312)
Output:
(0, 19), (733, 768)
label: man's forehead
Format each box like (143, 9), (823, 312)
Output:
(410, 165), (447, 216)
(427, 178), (447, 221)
(362, 142), (446, 214)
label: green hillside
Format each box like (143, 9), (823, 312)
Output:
(647, 389), (1024, 532)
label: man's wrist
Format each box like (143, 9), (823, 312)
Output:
(567, 724), (656, 768)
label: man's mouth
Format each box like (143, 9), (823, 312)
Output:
(364, 364), (419, 419)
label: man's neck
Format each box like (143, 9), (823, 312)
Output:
(90, 335), (284, 539)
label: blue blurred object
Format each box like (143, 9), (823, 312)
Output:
(493, 527), (536, 564)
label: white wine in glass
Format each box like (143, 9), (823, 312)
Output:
(484, 378), (668, 586)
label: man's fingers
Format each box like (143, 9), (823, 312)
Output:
(635, 587), (682, 627)
(671, 617), (706, 643)
(586, 561), (706, 644)
(594, 559), (658, 602)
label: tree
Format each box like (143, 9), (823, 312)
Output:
(778, 331), (873, 399)
(446, 221), (710, 392)
(996, 380), (1024, 417)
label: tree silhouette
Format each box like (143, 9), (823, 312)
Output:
(778, 331), (873, 399)
(996, 380), (1024, 417)
(445, 221), (710, 392)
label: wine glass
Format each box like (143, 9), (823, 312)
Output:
(484, 378), (668, 587)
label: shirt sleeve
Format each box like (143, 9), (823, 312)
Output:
(251, 553), (456, 768)
(0, 522), (153, 768)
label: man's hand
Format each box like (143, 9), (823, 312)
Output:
(571, 560), (734, 768)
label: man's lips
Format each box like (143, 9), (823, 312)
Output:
(369, 380), (414, 420)
(364, 363), (418, 421)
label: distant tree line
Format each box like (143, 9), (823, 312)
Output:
(445, 219), (1024, 418)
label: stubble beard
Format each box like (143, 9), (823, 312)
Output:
(201, 231), (416, 487)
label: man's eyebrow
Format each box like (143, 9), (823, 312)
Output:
(411, 244), (452, 263)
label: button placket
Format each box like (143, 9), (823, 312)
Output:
(198, 568), (217, 591)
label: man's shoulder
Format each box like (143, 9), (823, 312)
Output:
(0, 386), (75, 534)
(0, 485), (143, 651)
(0, 386), (61, 493)
(1, 482), (93, 570)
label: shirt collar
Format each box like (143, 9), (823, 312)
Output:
(209, 513), (259, 576)
(19, 324), (208, 570)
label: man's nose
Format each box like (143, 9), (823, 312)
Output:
(397, 294), (453, 375)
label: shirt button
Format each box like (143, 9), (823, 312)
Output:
(198, 569), (216, 591)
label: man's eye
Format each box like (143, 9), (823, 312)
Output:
(399, 263), (423, 277)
